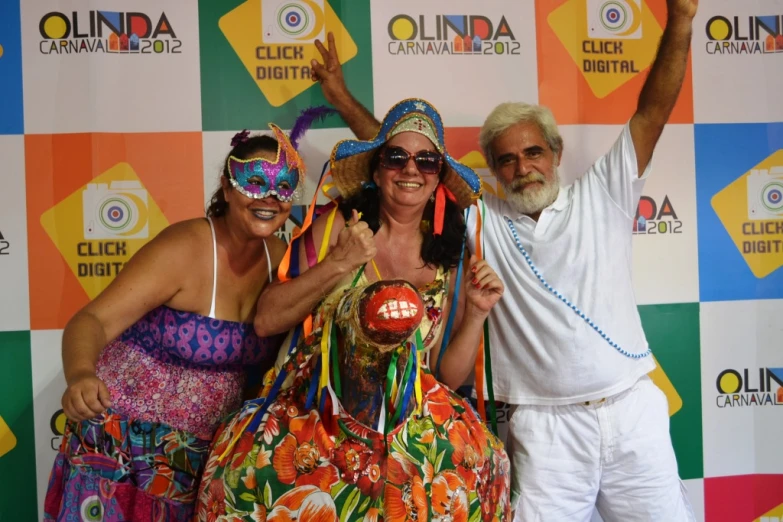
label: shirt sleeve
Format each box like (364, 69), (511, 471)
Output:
(585, 122), (651, 218)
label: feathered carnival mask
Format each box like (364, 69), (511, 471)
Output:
(226, 106), (336, 202)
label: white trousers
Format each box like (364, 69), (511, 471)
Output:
(507, 375), (696, 522)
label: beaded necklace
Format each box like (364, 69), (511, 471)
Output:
(504, 216), (651, 359)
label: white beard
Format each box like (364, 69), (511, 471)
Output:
(501, 167), (561, 216)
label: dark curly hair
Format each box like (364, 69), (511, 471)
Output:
(206, 135), (280, 218)
(337, 147), (466, 269)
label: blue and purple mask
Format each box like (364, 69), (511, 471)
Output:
(227, 124), (304, 202)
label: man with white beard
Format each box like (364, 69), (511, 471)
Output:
(462, 3), (698, 520)
(468, 98), (694, 520)
(309, 0), (698, 518)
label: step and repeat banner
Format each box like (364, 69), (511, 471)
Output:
(1, 0), (782, 520)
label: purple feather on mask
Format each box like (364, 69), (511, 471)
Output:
(289, 106), (337, 149)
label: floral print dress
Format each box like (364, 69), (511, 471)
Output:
(43, 306), (282, 522)
(195, 266), (511, 522)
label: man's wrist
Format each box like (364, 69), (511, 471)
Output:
(665, 15), (694, 37)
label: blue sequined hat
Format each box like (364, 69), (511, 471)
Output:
(329, 98), (482, 209)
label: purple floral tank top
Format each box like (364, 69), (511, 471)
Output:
(118, 305), (278, 367)
(96, 305), (282, 438)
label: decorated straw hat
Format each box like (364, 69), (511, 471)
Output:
(329, 98), (482, 210)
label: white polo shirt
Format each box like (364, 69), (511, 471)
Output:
(466, 123), (656, 405)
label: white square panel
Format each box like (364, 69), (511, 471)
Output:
(692, 1), (783, 123)
(700, 299), (783, 478)
(0, 135), (30, 331)
(21, 1), (202, 133)
(30, 329), (67, 520)
(370, 0), (538, 126)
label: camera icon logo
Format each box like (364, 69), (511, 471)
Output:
(587, 0), (643, 39)
(747, 167), (783, 220)
(262, 0), (325, 44)
(82, 181), (150, 240)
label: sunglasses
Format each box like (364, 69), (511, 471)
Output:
(379, 146), (443, 175)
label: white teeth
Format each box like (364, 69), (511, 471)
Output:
(251, 209), (277, 220)
(396, 182), (422, 188)
(377, 299), (418, 320)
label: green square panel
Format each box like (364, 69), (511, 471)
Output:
(199, 0), (373, 130)
(0, 331), (37, 520)
(639, 302), (703, 480)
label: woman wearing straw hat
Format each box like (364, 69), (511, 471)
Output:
(256, 97), (505, 395)
(193, 99), (511, 521)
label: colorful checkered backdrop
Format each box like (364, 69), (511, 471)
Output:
(1, 0), (782, 520)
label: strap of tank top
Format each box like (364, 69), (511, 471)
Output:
(207, 217), (218, 318)
(263, 238), (272, 282)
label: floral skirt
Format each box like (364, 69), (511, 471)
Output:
(44, 409), (212, 521)
(194, 369), (511, 522)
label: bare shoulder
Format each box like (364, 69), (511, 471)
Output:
(78, 218), (211, 326)
(312, 205), (346, 229)
(134, 218), (210, 264)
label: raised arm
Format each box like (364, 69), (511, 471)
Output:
(311, 32), (381, 141)
(629, 0), (697, 175)
(61, 221), (196, 421)
(429, 255), (504, 391)
(254, 209), (376, 337)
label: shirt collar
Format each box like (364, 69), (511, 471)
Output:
(549, 185), (570, 211)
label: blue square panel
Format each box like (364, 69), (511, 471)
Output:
(695, 123), (783, 302)
(0, 1), (24, 134)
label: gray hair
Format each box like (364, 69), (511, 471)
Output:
(478, 102), (563, 170)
